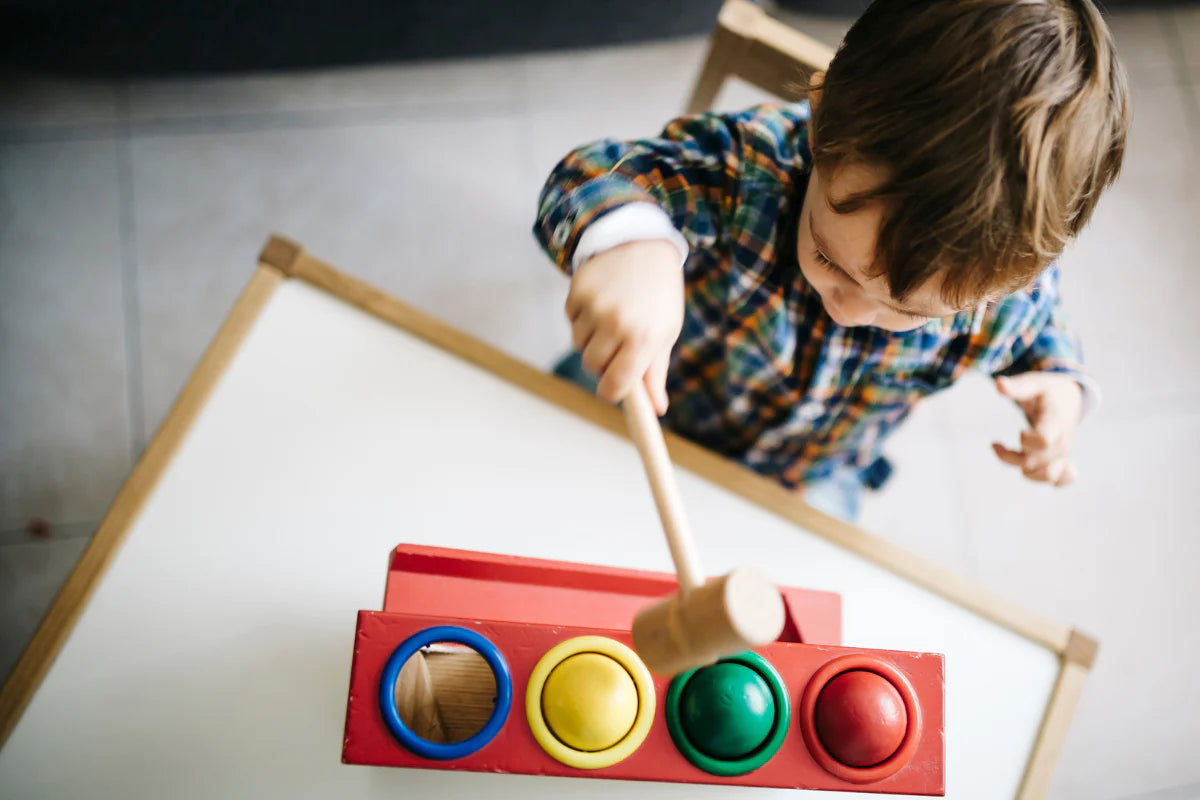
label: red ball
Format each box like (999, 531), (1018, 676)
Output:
(814, 670), (907, 768)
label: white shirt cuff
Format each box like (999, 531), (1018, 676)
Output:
(570, 202), (690, 271)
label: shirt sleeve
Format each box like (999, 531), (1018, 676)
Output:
(995, 265), (1101, 415)
(572, 202), (689, 271)
(532, 110), (746, 274)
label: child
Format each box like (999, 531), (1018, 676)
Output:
(533, 0), (1128, 521)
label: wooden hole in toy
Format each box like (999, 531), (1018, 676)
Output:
(395, 642), (498, 744)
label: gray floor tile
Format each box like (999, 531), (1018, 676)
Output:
(0, 76), (119, 131)
(711, 76), (791, 113)
(526, 53), (790, 197)
(524, 18), (818, 167)
(951, 410), (1200, 799)
(127, 56), (525, 123)
(524, 37), (709, 117)
(1171, 7), (1200, 79)
(131, 112), (569, 441)
(858, 392), (972, 576)
(0, 140), (132, 530)
(529, 103), (674, 190)
(0, 519), (97, 547)
(0, 536), (90, 684)
(1193, 81), (1200, 134)
(765, 6), (853, 49)
(1055, 161), (1200, 418)
(1121, 83), (1199, 184)
(923, 371), (1031, 453)
(1105, 10), (1179, 88)
(1115, 783), (1200, 800)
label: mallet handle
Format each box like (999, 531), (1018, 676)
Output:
(622, 385), (705, 593)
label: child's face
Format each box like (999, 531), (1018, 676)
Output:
(797, 161), (960, 332)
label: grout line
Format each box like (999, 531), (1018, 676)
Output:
(0, 122), (119, 146)
(115, 83), (147, 458)
(122, 100), (526, 141)
(0, 521), (99, 547)
(0, 97), (526, 145)
(1116, 781), (1200, 800)
(0, 37), (708, 147)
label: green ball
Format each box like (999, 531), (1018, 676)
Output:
(678, 662), (775, 760)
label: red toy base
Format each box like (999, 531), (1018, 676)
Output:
(381, 545), (842, 646)
(341, 546), (944, 795)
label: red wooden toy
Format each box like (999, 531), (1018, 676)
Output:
(341, 545), (945, 795)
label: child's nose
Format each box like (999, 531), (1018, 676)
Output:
(833, 287), (878, 326)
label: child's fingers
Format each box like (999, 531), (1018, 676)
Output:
(581, 330), (621, 378)
(1018, 430), (1062, 470)
(995, 375), (1044, 402)
(1054, 461), (1078, 487)
(1024, 458), (1079, 486)
(995, 442), (1076, 486)
(1020, 428), (1050, 452)
(1032, 415), (1062, 448)
(597, 343), (649, 404)
(1032, 458), (1076, 485)
(564, 291), (583, 323)
(996, 377), (1044, 424)
(570, 315), (595, 351)
(991, 442), (1025, 467)
(565, 282), (596, 324)
(644, 352), (670, 414)
(1022, 461), (1055, 482)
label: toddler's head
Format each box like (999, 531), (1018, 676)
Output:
(796, 0), (1129, 331)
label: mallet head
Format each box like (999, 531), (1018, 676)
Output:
(632, 566), (785, 676)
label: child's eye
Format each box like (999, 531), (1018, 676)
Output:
(811, 246), (929, 323)
(813, 248), (837, 271)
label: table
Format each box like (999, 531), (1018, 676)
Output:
(0, 237), (1094, 799)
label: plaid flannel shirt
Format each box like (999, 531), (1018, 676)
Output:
(533, 104), (1090, 489)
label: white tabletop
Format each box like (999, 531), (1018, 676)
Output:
(0, 277), (1058, 799)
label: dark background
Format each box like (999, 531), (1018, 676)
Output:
(4, 0), (1189, 76)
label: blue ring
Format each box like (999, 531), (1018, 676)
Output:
(378, 625), (512, 760)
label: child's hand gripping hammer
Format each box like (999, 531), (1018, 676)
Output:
(622, 385), (785, 676)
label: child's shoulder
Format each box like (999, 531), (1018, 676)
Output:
(981, 264), (1064, 344)
(665, 102), (812, 178)
(730, 101), (812, 143)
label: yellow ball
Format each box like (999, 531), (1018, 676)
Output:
(541, 653), (639, 752)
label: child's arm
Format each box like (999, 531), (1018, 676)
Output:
(990, 267), (1094, 487)
(533, 111), (751, 275)
(533, 108), (792, 409)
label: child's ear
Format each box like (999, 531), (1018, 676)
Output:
(807, 71), (825, 150)
(808, 71), (825, 109)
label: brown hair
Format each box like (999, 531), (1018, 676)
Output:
(811, 0), (1129, 306)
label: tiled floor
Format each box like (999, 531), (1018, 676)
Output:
(2, 5), (1198, 798)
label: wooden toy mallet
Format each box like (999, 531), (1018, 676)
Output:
(623, 385), (785, 676)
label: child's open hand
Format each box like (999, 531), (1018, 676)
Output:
(566, 239), (684, 414)
(991, 373), (1083, 487)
